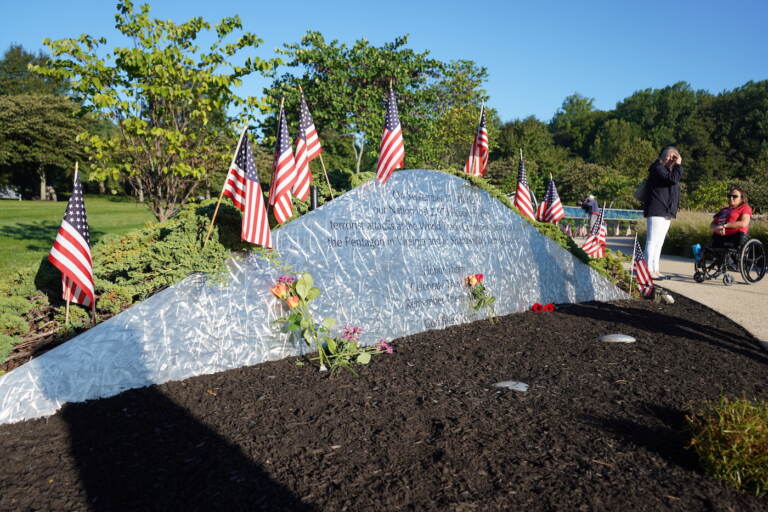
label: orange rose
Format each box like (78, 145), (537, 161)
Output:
(271, 283), (288, 299)
(286, 296), (300, 309)
(466, 275), (478, 286)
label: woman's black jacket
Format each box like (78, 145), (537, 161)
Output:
(643, 160), (683, 218)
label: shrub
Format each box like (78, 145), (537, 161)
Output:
(0, 200), (239, 369)
(687, 396), (768, 496)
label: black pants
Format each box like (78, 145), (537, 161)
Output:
(711, 233), (748, 249)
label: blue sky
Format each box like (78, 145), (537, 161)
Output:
(1, 0), (766, 122)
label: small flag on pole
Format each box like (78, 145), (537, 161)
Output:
(292, 94), (322, 201)
(268, 101), (297, 224)
(376, 87), (405, 184)
(631, 236), (654, 297)
(463, 106), (489, 177)
(223, 126), (249, 211)
(48, 168), (95, 308)
(234, 130), (272, 247)
(581, 206), (607, 258)
(535, 178), (565, 224)
(513, 151), (535, 220)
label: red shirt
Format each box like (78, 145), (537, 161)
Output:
(713, 203), (752, 235)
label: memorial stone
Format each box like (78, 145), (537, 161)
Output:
(0, 170), (627, 424)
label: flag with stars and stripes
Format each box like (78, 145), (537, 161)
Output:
(581, 205), (607, 258)
(535, 178), (565, 224)
(223, 128), (249, 211)
(268, 103), (297, 224)
(464, 106), (489, 177)
(292, 94), (322, 201)
(234, 130), (272, 247)
(376, 88), (405, 184)
(48, 170), (95, 308)
(631, 235), (654, 297)
(513, 152), (535, 219)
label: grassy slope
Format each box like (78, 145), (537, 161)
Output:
(0, 196), (155, 276)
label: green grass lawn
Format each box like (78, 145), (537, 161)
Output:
(0, 196), (155, 277)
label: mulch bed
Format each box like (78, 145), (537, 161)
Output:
(1, 292), (767, 511)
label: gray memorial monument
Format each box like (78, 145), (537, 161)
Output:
(0, 170), (627, 424)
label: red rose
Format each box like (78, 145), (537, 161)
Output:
(475, 273), (484, 283)
(544, 303), (555, 312)
(532, 303), (544, 313)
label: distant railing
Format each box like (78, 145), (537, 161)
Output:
(562, 206), (643, 221)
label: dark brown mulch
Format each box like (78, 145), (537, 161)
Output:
(1, 293), (767, 511)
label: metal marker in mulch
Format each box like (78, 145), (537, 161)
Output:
(492, 381), (529, 392)
(597, 334), (636, 344)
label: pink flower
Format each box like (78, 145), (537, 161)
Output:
(544, 303), (555, 312)
(341, 325), (363, 341)
(278, 275), (296, 284)
(531, 303), (544, 313)
(377, 338), (394, 354)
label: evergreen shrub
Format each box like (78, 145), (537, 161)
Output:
(687, 396), (768, 496)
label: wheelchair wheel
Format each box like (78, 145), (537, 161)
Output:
(695, 247), (719, 280)
(740, 239), (766, 283)
(693, 271), (705, 283)
(723, 273), (733, 286)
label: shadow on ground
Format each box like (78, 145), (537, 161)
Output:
(61, 386), (315, 512)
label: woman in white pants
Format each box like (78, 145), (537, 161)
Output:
(642, 147), (683, 279)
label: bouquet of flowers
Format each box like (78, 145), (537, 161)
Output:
(271, 273), (392, 374)
(465, 273), (496, 319)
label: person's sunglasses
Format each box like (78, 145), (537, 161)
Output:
(728, 194), (740, 199)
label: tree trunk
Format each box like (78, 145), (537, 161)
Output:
(38, 166), (46, 200)
(98, 181), (106, 194)
(138, 183), (144, 203)
(352, 138), (365, 174)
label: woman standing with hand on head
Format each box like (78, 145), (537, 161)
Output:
(643, 146), (683, 279)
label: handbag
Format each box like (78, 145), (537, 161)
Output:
(633, 179), (647, 201)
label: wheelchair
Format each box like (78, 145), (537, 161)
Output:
(693, 234), (766, 286)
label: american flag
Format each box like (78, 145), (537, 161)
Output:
(513, 152), (535, 219)
(268, 102), (297, 224)
(463, 106), (488, 177)
(631, 236), (654, 297)
(235, 130), (272, 247)
(48, 169), (95, 308)
(292, 94), (322, 201)
(376, 87), (405, 184)
(223, 127), (249, 210)
(535, 178), (565, 224)
(581, 206), (607, 258)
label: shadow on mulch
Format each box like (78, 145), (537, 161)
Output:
(58, 387), (313, 512)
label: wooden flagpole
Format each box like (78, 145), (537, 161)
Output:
(203, 123), (249, 247)
(298, 84), (334, 199)
(630, 233), (638, 294)
(65, 297), (70, 325)
(472, 104), (484, 177)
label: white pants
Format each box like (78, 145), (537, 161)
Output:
(645, 216), (671, 274)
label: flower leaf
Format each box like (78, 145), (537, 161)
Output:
(356, 352), (371, 364)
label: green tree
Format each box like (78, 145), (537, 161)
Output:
(550, 93), (606, 158)
(34, 0), (280, 221)
(0, 94), (86, 198)
(490, 116), (570, 195)
(263, 32), (489, 173)
(589, 118), (656, 179)
(0, 44), (68, 96)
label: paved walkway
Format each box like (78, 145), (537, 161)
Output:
(602, 237), (768, 345)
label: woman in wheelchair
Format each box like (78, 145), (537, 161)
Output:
(695, 186), (765, 285)
(710, 187), (752, 247)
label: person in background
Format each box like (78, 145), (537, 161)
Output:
(581, 194), (599, 231)
(711, 187), (752, 247)
(643, 146), (683, 280)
